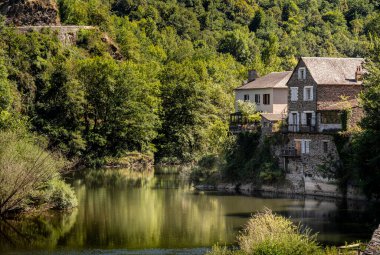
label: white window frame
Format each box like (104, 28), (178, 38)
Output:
(290, 87), (298, 102)
(244, 94), (250, 101)
(302, 111), (315, 126)
(303, 86), (313, 101)
(298, 67), (306, 80)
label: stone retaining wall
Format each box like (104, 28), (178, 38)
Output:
(364, 225), (380, 255)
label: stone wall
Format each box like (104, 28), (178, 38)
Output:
(287, 59), (317, 113)
(364, 225), (380, 255)
(17, 26), (95, 45)
(286, 133), (339, 176)
(317, 85), (362, 104)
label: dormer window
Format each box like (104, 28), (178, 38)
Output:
(298, 67), (306, 80)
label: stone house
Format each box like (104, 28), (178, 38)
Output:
(279, 57), (364, 196)
(234, 70), (292, 114)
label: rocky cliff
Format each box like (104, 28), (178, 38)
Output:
(0, 0), (60, 26)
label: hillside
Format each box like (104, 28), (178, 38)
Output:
(0, 0), (379, 166)
(0, 0), (60, 25)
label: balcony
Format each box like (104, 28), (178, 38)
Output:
(281, 147), (300, 157)
(282, 124), (318, 133)
(229, 112), (260, 134)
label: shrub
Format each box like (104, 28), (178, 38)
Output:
(238, 209), (320, 255)
(208, 209), (322, 255)
(0, 131), (76, 216)
(46, 179), (78, 210)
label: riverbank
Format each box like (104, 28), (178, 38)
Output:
(195, 178), (367, 201)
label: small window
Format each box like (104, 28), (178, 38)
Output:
(255, 94), (260, 105)
(302, 140), (310, 154)
(244, 94), (249, 101)
(290, 87), (298, 101)
(323, 141), (328, 153)
(263, 94), (270, 105)
(304, 86), (313, 101)
(298, 67), (306, 80)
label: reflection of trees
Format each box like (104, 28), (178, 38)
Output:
(0, 209), (77, 251)
(64, 167), (231, 249)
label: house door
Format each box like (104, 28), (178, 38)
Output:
(306, 113), (312, 126)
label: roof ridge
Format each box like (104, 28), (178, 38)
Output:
(302, 57), (364, 60)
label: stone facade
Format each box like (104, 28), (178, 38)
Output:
(287, 59), (317, 114)
(317, 85), (362, 105)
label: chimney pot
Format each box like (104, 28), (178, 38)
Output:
(355, 65), (363, 81)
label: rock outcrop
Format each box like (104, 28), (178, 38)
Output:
(364, 225), (380, 255)
(0, 0), (60, 26)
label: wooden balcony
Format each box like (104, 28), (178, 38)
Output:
(281, 147), (300, 157)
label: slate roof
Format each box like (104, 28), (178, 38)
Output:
(301, 57), (364, 85)
(235, 71), (292, 90)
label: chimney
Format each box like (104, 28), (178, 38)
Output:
(355, 65), (363, 81)
(248, 70), (259, 82)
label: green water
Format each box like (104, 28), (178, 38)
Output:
(1, 167), (379, 254)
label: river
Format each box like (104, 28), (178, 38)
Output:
(1, 167), (379, 255)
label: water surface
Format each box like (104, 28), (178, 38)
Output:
(1, 167), (379, 254)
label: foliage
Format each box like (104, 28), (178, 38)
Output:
(2, 0), (380, 166)
(223, 133), (282, 182)
(0, 131), (76, 217)
(208, 209), (321, 255)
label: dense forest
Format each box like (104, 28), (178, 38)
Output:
(0, 0), (380, 168)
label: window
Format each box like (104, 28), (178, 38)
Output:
(323, 141), (328, 153)
(254, 94), (260, 105)
(303, 86), (313, 101)
(263, 94), (270, 105)
(290, 87), (298, 101)
(244, 94), (250, 101)
(321, 111), (341, 124)
(298, 67), (306, 80)
(302, 140), (310, 154)
(294, 139), (311, 154)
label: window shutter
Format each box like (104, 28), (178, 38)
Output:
(301, 141), (305, 154)
(301, 112), (306, 125)
(288, 114), (293, 126)
(311, 112), (316, 125)
(310, 88), (313, 100)
(290, 87), (298, 101)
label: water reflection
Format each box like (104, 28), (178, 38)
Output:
(1, 167), (380, 254)
(0, 209), (77, 250)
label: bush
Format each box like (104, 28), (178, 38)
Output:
(46, 179), (78, 210)
(208, 209), (322, 255)
(0, 131), (77, 216)
(238, 209), (320, 255)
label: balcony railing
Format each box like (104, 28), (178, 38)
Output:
(282, 124), (317, 133)
(281, 147), (300, 157)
